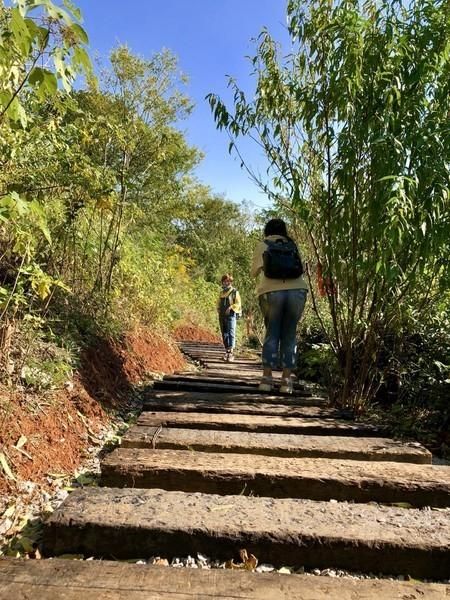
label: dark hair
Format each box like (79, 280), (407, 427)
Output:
(264, 218), (288, 237)
(221, 273), (233, 283)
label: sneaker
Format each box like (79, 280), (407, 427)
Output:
(223, 353), (229, 362)
(227, 352), (235, 362)
(280, 377), (293, 394)
(258, 376), (273, 392)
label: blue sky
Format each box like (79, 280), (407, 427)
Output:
(74, 0), (289, 210)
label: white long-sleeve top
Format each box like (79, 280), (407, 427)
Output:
(251, 235), (309, 296)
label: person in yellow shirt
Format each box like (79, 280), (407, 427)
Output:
(217, 274), (242, 362)
(251, 219), (308, 393)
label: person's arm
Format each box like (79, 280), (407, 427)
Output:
(230, 290), (241, 314)
(250, 241), (264, 278)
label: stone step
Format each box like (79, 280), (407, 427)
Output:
(192, 371), (271, 383)
(1, 559), (448, 600)
(136, 411), (383, 436)
(153, 379), (325, 400)
(145, 390), (332, 408)
(120, 426), (431, 463)
(101, 449), (448, 506)
(42, 487), (450, 578)
(201, 368), (265, 378)
(202, 361), (263, 368)
(161, 374), (309, 391)
(143, 392), (346, 418)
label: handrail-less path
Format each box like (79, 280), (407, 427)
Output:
(1, 341), (449, 599)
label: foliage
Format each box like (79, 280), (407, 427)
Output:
(0, 2), (257, 384)
(0, 0), (91, 370)
(208, 0), (450, 408)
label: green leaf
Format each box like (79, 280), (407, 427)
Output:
(11, 7), (32, 56)
(9, 192), (29, 216)
(30, 200), (52, 244)
(63, 0), (82, 21)
(70, 23), (89, 45)
(28, 67), (57, 99)
(16, 0), (28, 17)
(72, 46), (91, 74)
(53, 48), (72, 92)
(6, 98), (28, 127)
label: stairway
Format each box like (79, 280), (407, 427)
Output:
(2, 341), (449, 598)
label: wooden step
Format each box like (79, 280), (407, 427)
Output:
(145, 390), (332, 410)
(202, 361), (263, 368)
(1, 559), (448, 600)
(136, 411), (382, 436)
(101, 449), (448, 506)
(160, 374), (309, 391)
(143, 393), (345, 418)
(152, 379), (325, 401)
(120, 426), (431, 463)
(42, 487), (450, 578)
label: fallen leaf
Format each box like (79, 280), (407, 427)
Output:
(0, 452), (16, 481)
(239, 548), (258, 571)
(11, 446), (33, 460)
(2, 505), (16, 519)
(225, 559), (242, 570)
(278, 567), (291, 574)
(239, 549), (248, 562)
(244, 554), (258, 571)
(15, 435), (27, 449)
(0, 518), (13, 536)
(151, 557), (169, 566)
(75, 473), (97, 486)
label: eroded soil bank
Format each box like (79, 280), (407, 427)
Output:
(0, 324), (216, 538)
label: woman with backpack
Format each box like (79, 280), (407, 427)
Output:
(251, 219), (308, 394)
(217, 274), (242, 362)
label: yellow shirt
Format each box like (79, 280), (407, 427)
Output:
(251, 235), (308, 296)
(217, 287), (242, 315)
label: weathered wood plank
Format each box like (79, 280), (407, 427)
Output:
(42, 488), (450, 578)
(1, 559), (448, 600)
(143, 395), (345, 418)
(161, 374), (308, 390)
(145, 390), (332, 409)
(152, 379), (325, 401)
(136, 411), (383, 436)
(101, 449), (448, 506)
(121, 427), (431, 463)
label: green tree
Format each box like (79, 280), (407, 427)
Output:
(208, 0), (450, 407)
(0, 0), (91, 363)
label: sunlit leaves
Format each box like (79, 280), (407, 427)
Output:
(0, 0), (92, 126)
(209, 0), (450, 405)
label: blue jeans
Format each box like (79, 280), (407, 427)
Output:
(259, 289), (307, 369)
(219, 314), (236, 351)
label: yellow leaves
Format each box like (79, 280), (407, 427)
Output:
(11, 435), (32, 460)
(0, 451), (16, 481)
(225, 549), (258, 571)
(15, 435), (28, 450)
(29, 268), (70, 301)
(96, 196), (115, 211)
(36, 279), (51, 301)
